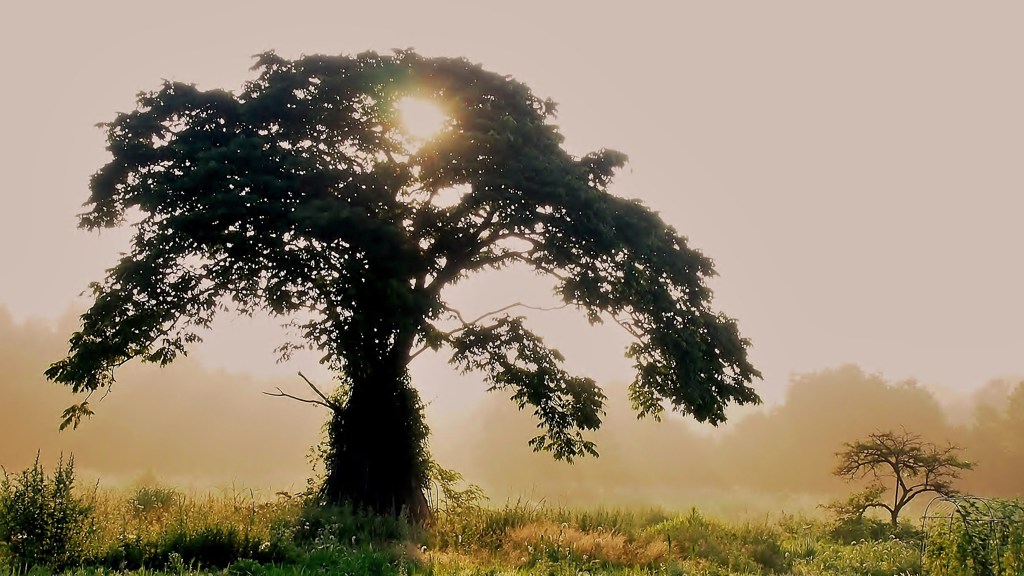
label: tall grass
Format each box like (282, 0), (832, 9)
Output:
(3, 460), (1019, 575)
(80, 485), (299, 570)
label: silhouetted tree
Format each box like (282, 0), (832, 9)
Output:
(831, 430), (973, 526)
(46, 51), (760, 517)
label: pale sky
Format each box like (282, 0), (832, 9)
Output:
(2, 1), (1022, 415)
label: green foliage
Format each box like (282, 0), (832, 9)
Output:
(291, 502), (413, 548)
(0, 455), (91, 570)
(641, 509), (790, 573)
(561, 507), (670, 535)
(424, 460), (485, 513)
(802, 538), (921, 576)
(0, 479), (960, 576)
(827, 514), (921, 545)
(58, 402), (94, 431)
(450, 316), (606, 460)
(428, 499), (547, 553)
(99, 524), (271, 570)
(821, 484), (921, 543)
(923, 498), (1024, 576)
(82, 485), (300, 571)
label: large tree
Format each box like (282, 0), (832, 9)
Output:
(47, 51), (760, 516)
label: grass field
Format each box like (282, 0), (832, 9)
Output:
(1, 459), (1020, 575)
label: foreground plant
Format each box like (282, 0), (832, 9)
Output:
(923, 498), (1024, 576)
(0, 454), (90, 570)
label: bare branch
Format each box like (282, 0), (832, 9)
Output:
(460, 301), (568, 327)
(298, 371), (342, 410)
(408, 301), (570, 361)
(263, 372), (343, 412)
(263, 387), (335, 410)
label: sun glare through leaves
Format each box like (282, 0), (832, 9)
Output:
(396, 96), (449, 142)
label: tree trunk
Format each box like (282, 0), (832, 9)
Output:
(318, 362), (431, 521)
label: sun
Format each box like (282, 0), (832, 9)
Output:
(396, 96), (448, 142)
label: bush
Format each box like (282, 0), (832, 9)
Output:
(0, 454), (91, 569)
(828, 514), (920, 545)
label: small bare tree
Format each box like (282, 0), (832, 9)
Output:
(831, 430), (973, 527)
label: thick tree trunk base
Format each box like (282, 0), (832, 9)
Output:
(318, 370), (431, 522)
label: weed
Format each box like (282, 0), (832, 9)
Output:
(0, 454), (91, 570)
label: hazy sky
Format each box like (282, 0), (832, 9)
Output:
(2, 2), (1022, 415)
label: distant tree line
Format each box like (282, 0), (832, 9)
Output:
(454, 365), (1023, 504)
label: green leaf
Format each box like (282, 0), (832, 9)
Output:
(58, 402), (94, 431)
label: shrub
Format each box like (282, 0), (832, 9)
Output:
(828, 514), (921, 544)
(0, 454), (91, 569)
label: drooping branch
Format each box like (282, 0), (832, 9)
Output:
(448, 315), (605, 461)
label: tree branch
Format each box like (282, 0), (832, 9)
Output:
(408, 301), (570, 361)
(263, 387), (335, 410)
(262, 372), (343, 411)
(863, 501), (894, 515)
(298, 371), (341, 408)
(424, 205), (503, 295)
(611, 314), (642, 339)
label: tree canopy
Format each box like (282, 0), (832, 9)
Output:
(47, 50), (760, 514)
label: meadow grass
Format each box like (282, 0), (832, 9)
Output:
(6, 478), (1020, 575)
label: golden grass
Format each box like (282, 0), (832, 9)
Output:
(78, 485), (301, 558)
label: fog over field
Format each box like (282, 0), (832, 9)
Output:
(3, 306), (1020, 510)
